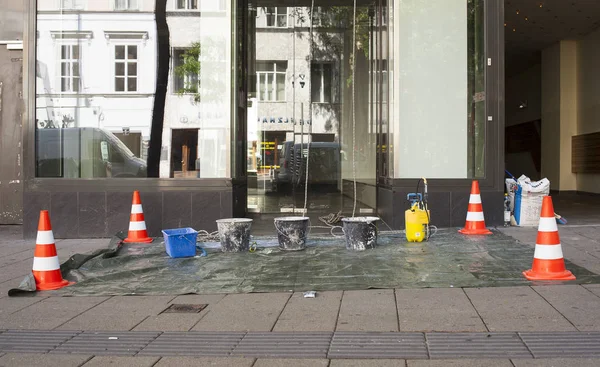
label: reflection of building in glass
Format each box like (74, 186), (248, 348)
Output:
(162, 0), (231, 178)
(36, 0), (157, 162)
(34, 2), (351, 179)
(249, 7), (344, 172)
(35, 0), (233, 179)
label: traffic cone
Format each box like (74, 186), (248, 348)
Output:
(523, 196), (575, 281)
(32, 210), (71, 291)
(458, 180), (492, 235)
(123, 191), (153, 243)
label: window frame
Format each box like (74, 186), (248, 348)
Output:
(60, 0), (86, 10)
(175, 0), (198, 10)
(58, 43), (82, 94)
(256, 61), (287, 102)
(113, 44), (138, 93)
(171, 47), (199, 94)
(113, 0), (139, 11)
(265, 7), (288, 28)
(311, 62), (333, 104)
(174, 0), (226, 12)
(312, 7), (331, 28)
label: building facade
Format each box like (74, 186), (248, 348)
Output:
(19, 0), (505, 238)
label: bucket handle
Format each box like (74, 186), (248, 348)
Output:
(178, 234), (194, 244)
(274, 218), (312, 240)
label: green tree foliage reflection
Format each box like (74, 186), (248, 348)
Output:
(291, 6), (372, 87)
(173, 39), (225, 103)
(174, 42), (200, 98)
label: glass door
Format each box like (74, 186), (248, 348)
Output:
(245, 0), (385, 219)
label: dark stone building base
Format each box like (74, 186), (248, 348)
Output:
(23, 178), (504, 239)
(377, 184), (504, 230)
(23, 179), (238, 239)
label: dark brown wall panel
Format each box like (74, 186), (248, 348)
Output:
(572, 132), (600, 173)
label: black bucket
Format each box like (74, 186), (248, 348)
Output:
(216, 218), (253, 252)
(274, 216), (309, 251)
(342, 216), (379, 251)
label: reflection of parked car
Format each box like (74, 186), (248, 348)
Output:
(273, 142), (340, 192)
(37, 128), (147, 178)
(272, 141), (294, 191)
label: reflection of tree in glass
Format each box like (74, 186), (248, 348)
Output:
(174, 39), (226, 103)
(174, 42), (200, 97)
(291, 6), (371, 56)
(37, 114), (75, 129)
(290, 6), (372, 88)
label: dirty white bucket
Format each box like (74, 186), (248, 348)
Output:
(274, 216), (309, 251)
(216, 218), (253, 252)
(341, 217), (379, 251)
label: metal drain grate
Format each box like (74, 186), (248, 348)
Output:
(51, 331), (160, 356)
(232, 332), (332, 359)
(140, 331), (245, 357)
(160, 304), (208, 314)
(520, 332), (600, 358)
(329, 332), (428, 359)
(0, 330), (80, 353)
(426, 332), (532, 359)
(4, 330), (600, 359)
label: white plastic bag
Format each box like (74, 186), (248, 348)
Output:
(516, 175), (550, 194)
(506, 175), (550, 227)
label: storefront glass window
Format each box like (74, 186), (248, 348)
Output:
(391, 0), (485, 178)
(246, 3), (381, 213)
(35, 0), (234, 179)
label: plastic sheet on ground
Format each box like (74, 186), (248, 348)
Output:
(9, 229), (600, 296)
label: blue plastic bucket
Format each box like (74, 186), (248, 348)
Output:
(161, 228), (198, 258)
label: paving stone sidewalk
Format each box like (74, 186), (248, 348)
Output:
(0, 225), (599, 365)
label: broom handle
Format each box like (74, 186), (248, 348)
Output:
(505, 169), (517, 181)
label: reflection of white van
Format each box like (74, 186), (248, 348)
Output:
(36, 128), (147, 178)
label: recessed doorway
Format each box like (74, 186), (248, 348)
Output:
(170, 129), (199, 178)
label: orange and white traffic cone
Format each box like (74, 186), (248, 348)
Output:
(32, 210), (71, 291)
(458, 180), (492, 235)
(523, 196), (575, 281)
(124, 190), (153, 243)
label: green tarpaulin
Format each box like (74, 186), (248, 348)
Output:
(10, 229), (600, 297)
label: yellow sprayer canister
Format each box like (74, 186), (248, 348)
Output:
(405, 204), (430, 242)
